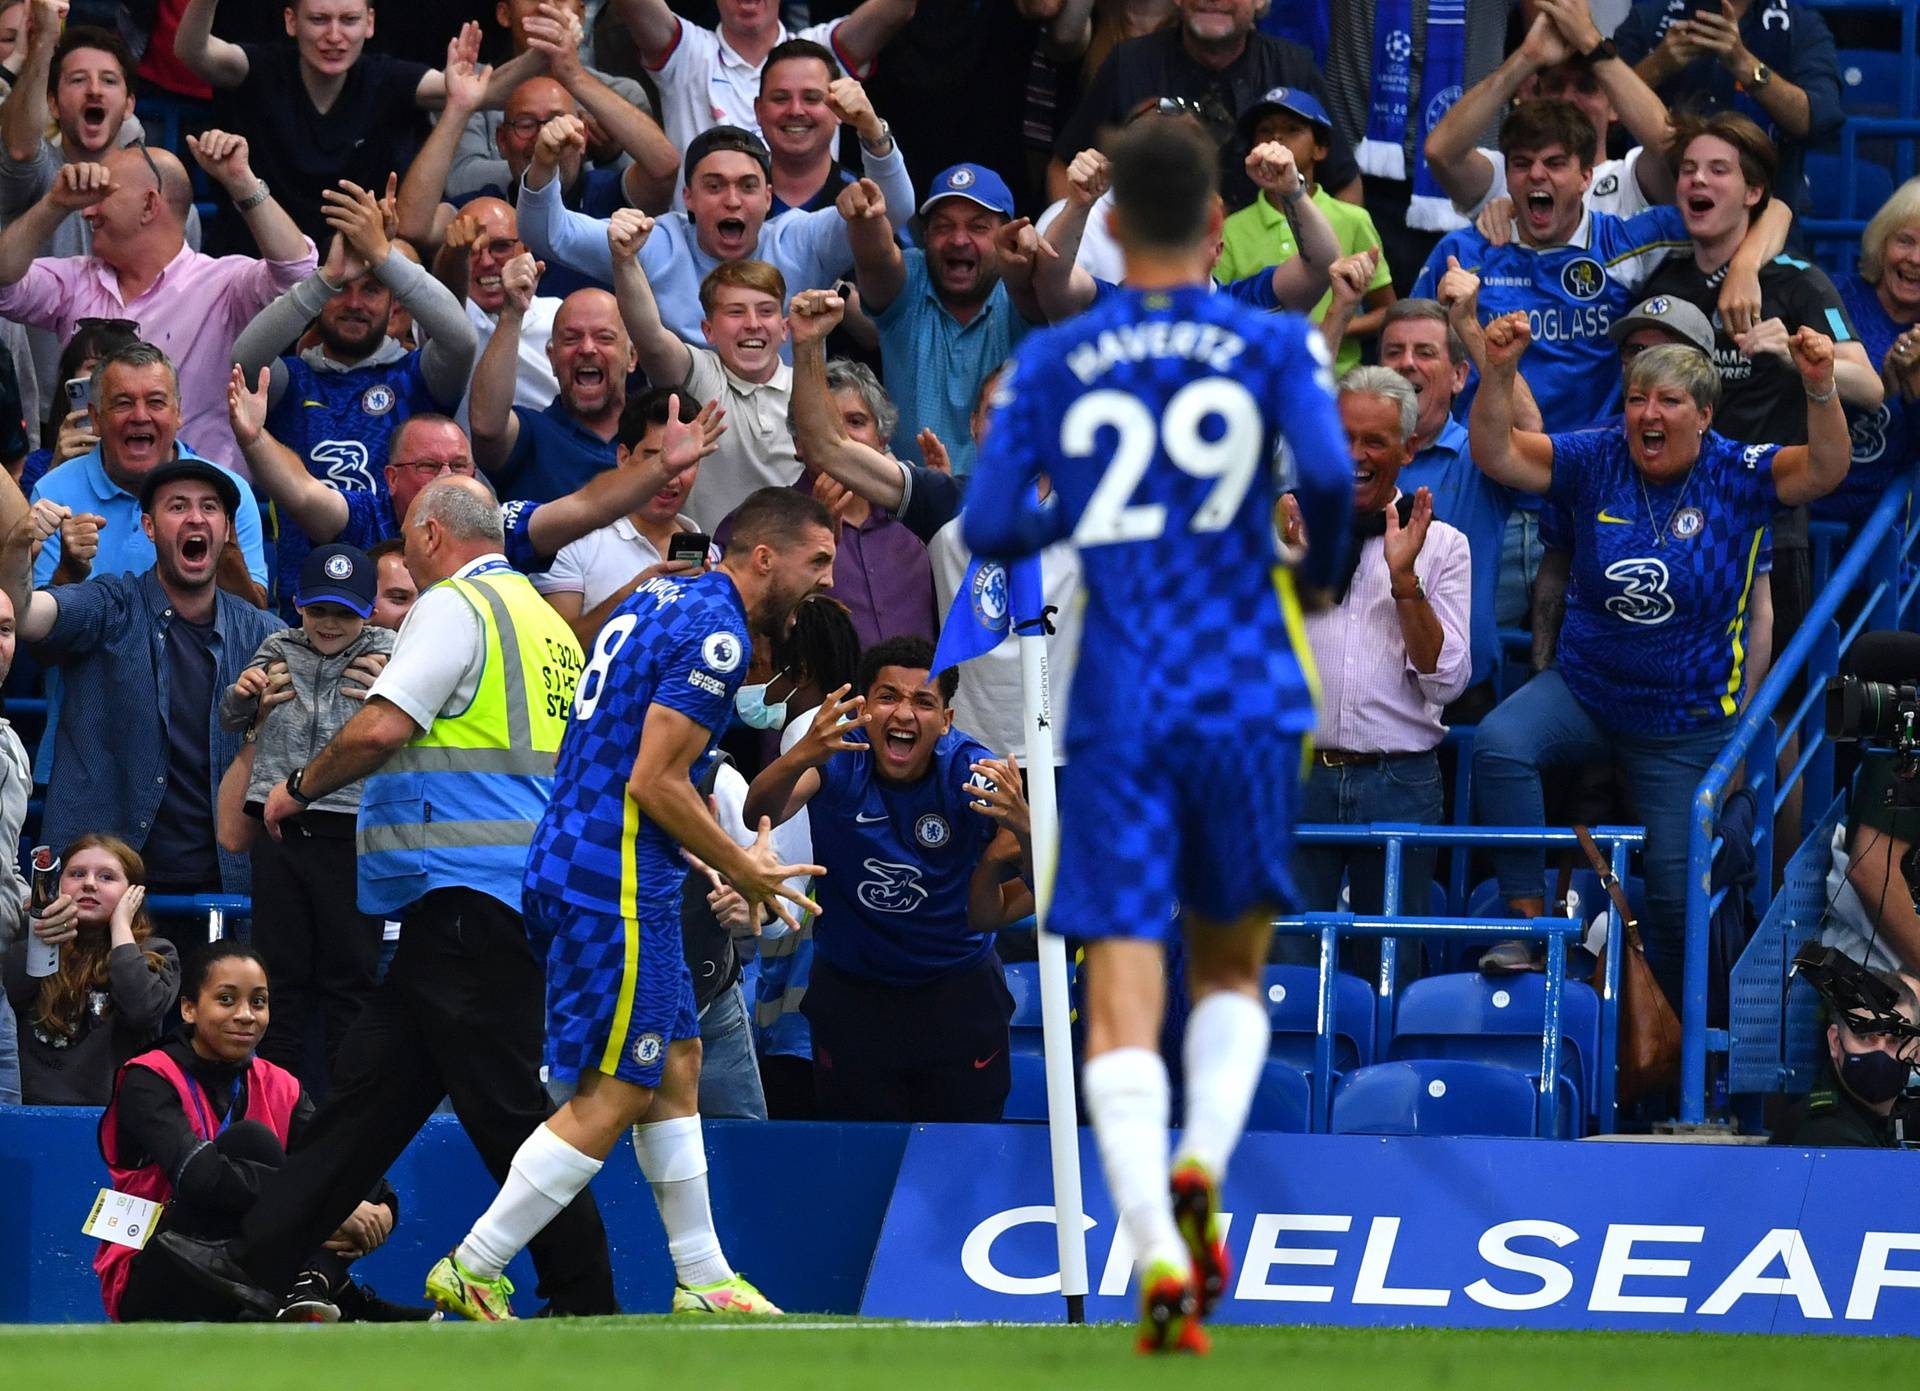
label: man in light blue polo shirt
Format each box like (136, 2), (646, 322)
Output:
(517, 123), (915, 351)
(854, 163), (1041, 477)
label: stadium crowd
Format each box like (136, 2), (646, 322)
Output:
(0, 0), (1917, 1311)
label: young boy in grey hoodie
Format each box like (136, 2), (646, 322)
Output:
(220, 543), (394, 1081)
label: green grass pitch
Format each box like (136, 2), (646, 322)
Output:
(0, 1318), (1892, 1389)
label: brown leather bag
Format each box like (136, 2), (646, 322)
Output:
(1576, 826), (1681, 1107)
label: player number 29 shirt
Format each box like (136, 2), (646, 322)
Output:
(523, 570), (751, 917)
(963, 285), (1352, 745)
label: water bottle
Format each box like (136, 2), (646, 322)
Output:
(24, 845), (60, 978)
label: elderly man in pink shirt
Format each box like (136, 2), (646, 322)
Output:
(1280, 364), (1472, 966)
(0, 128), (314, 474)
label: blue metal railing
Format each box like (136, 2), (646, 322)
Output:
(1283, 824), (1642, 1135)
(1680, 471), (1920, 1123)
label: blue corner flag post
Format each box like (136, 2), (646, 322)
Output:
(934, 549), (1089, 1323)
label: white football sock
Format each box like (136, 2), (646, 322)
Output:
(1173, 990), (1271, 1181)
(456, 1123), (602, 1278)
(1082, 1047), (1187, 1274)
(633, 1115), (734, 1288)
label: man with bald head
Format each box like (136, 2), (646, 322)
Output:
(429, 196), (564, 431)
(0, 127), (314, 471)
(471, 259), (637, 502)
(154, 468), (621, 1319)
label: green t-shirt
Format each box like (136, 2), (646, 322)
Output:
(1214, 187), (1391, 375)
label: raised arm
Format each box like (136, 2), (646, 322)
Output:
(830, 0), (919, 72)
(787, 290), (907, 513)
(517, 156), (616, 282)
(609, 0), (681, 64)
(1771, 327), (1852, 507)
(524, 395), (723, 561)
(1425, 17), (1564, 211)
(397, 43), (492, 249)
(413, 19), (547, 112)
(741, 684), (870, 828)
(525, 5), (680, 212)
(840, 175), (905, 315)
(1467, 312), (1556, 494)
(227, 365), (351, 541)
(0, 470), (54, 642)
(229, 264), (329, 412)
(990, 216), (1053, 325)
(1533, 0), (1676, 203)
(607, 207), (692, 387)
(189, 131), (308, 264)
(825, 78), (915, 223)
(1246, 141), (1335, 311)
(173, 0), (250, 89)
(0, 162), (99, 283)
(1035, 148), (1104, 323)
(470, 252), (538, 472)
(2, 0), (61, 164)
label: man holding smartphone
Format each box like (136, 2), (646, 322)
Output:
(533, 388), (714, 647)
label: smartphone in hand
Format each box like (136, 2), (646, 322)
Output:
(667, 532), (711, 568)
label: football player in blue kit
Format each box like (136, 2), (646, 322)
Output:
(742, 635), (1035, 1122)
(963, 118), (1352, 1354)
(428, 485), (835, 1321)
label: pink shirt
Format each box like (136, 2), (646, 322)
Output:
(1304, 507), (1473, 755)
(0, 239), (316, 474)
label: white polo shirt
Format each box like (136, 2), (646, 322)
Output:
(678, 345), (803, 531)
(532, 513), (700, 611)
(649, 16), (856, 154)
(456, 294), (561, 435)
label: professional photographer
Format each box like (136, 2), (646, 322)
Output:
(1822, 633), (1920, 973)
(1772, 964), (1918, 1148)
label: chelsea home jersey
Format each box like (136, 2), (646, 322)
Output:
(523, 571), (751, 918)
(1413, 205), (1689, 432)
(963, 285), (1352, 747)
(1551, 428), (1779, 733)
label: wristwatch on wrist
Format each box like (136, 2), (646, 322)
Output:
(235, 180), (271, 213)
(285, 764), (316, 806)
(1392, 574), (1427, 602)
(859, 119), (893, 155)
(1583, 36), (1619, 63)
(1749, 61), (1773, 90)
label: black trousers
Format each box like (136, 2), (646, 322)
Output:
(120, 1121), (349, 1322)
(804, 954), (1012, 1123)
(250, 831), (382, 1081)
(234, 887), (617, 1314)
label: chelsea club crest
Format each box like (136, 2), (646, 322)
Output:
(360, 383), (396, 415)
(915, 814), (951, 849)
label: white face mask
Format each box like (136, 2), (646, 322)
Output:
(734, 669), (790, 730)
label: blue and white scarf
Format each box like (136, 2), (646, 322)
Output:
(1358, 0), (1469, 231)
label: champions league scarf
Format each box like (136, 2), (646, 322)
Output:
(1357, 0), (1469, 232)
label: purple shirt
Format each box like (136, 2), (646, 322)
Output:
(1303, 502), (1473, 754)
(823, 498), (937, 651)
(0, 239), (316, 473)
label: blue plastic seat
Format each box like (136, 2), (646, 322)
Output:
(1330, 1059), (1539, 1137)
(1260, 965), (1374, 1069)
(1005, 960), (1044, 1033)
(1388, 972), (1599, 1135)
(1837, 48), (1906, 117)
(1005, 1053), (1049, 1121)
(1244, 1059), (1311, 1133)
(1804, 151), (1896, 221)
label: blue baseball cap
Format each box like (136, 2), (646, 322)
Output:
(919, 163), (1015, 219)
(1238, 86), (1333, 141)
(296, 543), (375, 618)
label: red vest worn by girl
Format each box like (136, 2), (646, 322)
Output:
(93, 1046), (301, 1320)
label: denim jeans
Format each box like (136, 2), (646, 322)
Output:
(1472, 669), (1729, 1003)
(697, 982), (766, 1121)
(0, 998), (19, 1104)
(1496, 510), (1544, 628)
(1279, 751), (1444, 967)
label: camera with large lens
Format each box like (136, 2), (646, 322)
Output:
(1826, 674), (1920, 744)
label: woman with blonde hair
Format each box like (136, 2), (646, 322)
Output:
(1827, 176), (1920, 521)
(1, 834), (177, 1105)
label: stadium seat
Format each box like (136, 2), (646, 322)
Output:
(1005, 960), (1044, 1034)
(1388, 972), (1600, 1136)
(1245, 1058), (1311, 1133)
(1005, 1053), (1050, 1121)
(1803, 151), (1896, 221)
(1330, 1059), (1540, 1137)
(1837, 48), (1905, 118)
(1261, 964), (1374, 1072)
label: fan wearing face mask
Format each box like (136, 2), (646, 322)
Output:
(1772, 970), (1920, 1149)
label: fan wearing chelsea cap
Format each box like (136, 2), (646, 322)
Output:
(848, 160), (1044, 479)
(215, 541), (397, 1080)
